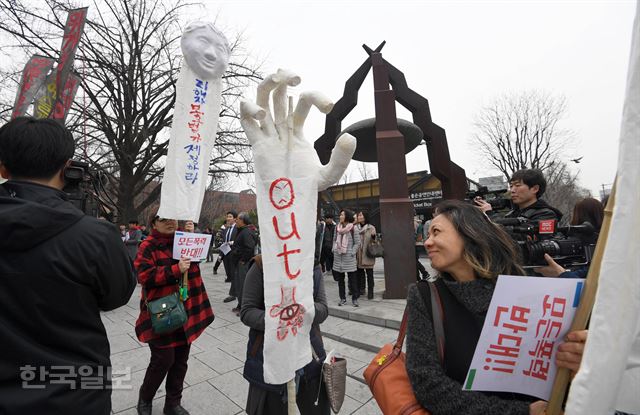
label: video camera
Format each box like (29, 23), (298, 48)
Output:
(493, 217), (597, 269)
(465, 186), (510, 211)
(62, 160), (111, 218)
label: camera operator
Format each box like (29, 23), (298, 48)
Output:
(475, 168), (562, 223)
(0, 117), (136, 414)
(535, 197), (604, 279)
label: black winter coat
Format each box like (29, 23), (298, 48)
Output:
(0, 181), (136, 415)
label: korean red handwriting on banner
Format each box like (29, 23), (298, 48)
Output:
(57, 10), (86, 73)
(268, 177), (306, 341)
(184, 79), (208, 184)
(523, 295), (566, 381)
(483, 305), (531, 374)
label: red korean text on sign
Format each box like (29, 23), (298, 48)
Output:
(523, 295), (566, 381)
(483, 305), (531, 374)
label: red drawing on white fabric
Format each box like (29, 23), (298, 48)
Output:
(269, 177), (295, 210)
(269, 285), (306, 341)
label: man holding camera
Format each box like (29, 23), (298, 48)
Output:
(475, 168), (562, 222)
(0, 117), (136, 414)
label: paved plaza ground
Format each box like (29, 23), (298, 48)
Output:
(104, 257), (434, 414)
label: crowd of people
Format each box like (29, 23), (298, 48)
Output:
(1, 116), (620, 415)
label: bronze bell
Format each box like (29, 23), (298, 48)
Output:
(341, 118), (424, 162)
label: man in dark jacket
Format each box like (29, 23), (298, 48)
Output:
(229, 211), (257, 315)
(221, 210), (239, 303)
(476, 168), (563, 222)
(319, 213), (335, 273)
(0, 117), (136, 415)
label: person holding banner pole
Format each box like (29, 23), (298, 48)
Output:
(405, 200), (588, 415)
(134, 212), (214, 415)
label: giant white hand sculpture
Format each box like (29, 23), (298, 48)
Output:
(240, 69), (356, 384)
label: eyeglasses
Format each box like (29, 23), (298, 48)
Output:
(154, 216), (171, 223)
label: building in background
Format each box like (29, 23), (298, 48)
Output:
(319, 170), (445, 229)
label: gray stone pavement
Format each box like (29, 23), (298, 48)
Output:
(101, 255), (432, 415)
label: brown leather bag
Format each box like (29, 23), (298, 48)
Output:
(364, 281), (445, 415)
(363, 307), (430, 415)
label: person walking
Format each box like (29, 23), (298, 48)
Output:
(134, 213), (215, 415)
(332, 209), (361, 307)
(355, 210), (376, 299)
(213, 224), (225, 273)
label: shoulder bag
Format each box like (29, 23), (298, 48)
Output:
(145, 271), (189, 335)
(363, 281), (444, 415)
(366, 233), (384, 258)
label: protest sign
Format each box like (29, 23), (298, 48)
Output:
(463, 275), (584, 400)
(172, 231), (212, 262)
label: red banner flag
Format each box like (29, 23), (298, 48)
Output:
(11, 55), (55, 119)
(50, 7), (87, 120)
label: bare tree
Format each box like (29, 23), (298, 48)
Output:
(543, 161), (591, 224)
(356, 162), (378, 181)
(0, 0), (261, 222)
(471, 90), (573, 180)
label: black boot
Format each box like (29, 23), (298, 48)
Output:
(164, 404), (190, 415)
(367, 288), (374, 300)
(137, 398), (152, 415)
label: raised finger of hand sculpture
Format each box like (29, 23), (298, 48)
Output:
(241, 69), (356, 384)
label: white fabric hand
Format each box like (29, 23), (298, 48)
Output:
(240, 69), (355, 384)
(240, 69), (356, 189)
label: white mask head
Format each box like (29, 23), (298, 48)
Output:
(181, 21), (230, 80)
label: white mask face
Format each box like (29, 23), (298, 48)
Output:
(180, 22), (230, 79)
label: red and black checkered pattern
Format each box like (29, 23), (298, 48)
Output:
(134, 230), (214, 348)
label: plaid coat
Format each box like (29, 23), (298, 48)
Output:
(134, 230), (214, 348)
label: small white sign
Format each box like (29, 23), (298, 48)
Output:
(172, 231), (212, 262)
(463, 275), (584, 400)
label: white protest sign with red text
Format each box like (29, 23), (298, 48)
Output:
(463, 275), (584, 400)
(172, 231), (212, 262)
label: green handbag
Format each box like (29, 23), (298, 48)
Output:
(144, 270), (190, 335)
(146, 291), (187, 335)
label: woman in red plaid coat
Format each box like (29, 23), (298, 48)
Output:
(134, 214), (214, 415)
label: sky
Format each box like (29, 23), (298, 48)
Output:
(183, 0), (636, 197)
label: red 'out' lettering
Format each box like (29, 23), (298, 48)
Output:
(276, 244), (301, 279)
(272, 212), (301, 241)
(269, 178), (295, 210)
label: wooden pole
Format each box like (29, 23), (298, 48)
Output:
(546, 180), (617, 414)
